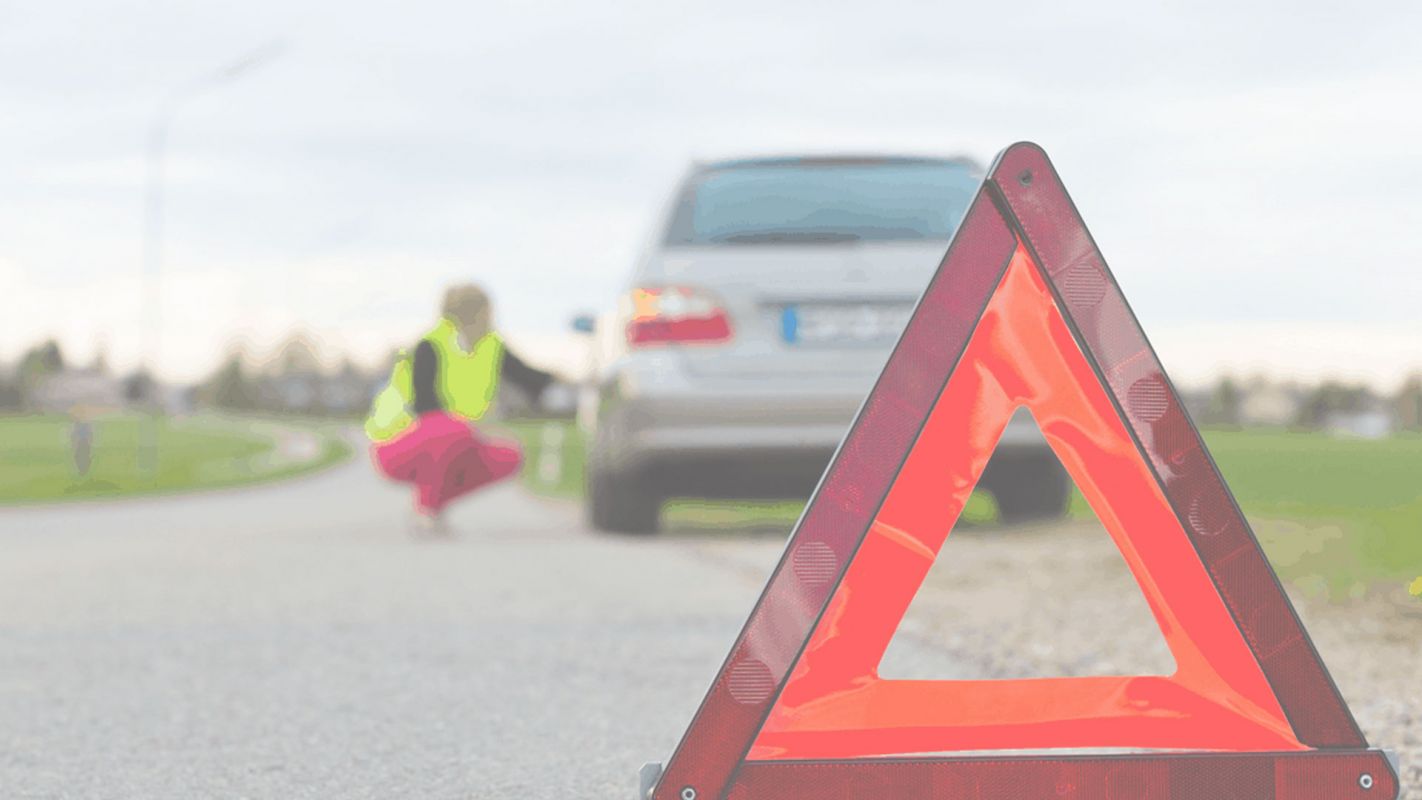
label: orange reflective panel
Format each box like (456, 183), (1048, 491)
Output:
(750, 245), (1303, 759)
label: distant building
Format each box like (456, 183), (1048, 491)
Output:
(248, 346), (380, 417)
(258, 375), (311, 412)
(29, 369), (125, 413)
(1323, 405), (1393, 440)
(321, 362), (381, 414)
(161, 385), (197, 416)
(249, 333), (376, 416)
(1238, 381), (1304, 428)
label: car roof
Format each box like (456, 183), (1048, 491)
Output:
(694, 154), (982, 173)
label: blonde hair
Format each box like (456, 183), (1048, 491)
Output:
(441, 284), (492, 340)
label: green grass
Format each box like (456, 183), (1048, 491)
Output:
(504, 420), (1421, 594)
(495, 418), (588, 500)
(1201, 429), (1421, 593)
(1066, 429), (1422, 591)
(0, 413), (351, 504)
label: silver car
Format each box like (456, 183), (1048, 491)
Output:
(578, 155), (1067, 533)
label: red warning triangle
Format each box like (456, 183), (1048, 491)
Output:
(649, 143), (1397, 800)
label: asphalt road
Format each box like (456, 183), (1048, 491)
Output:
(6, 454), (1417, 799)
(0, 456), (815, 799)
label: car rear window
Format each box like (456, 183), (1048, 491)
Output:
(663, 160), (980, 246)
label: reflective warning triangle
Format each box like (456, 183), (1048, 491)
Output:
(650, 143), (1397, 800)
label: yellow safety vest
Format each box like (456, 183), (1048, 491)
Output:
(364, 318), (505, 442)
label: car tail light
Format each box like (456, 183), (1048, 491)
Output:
(624, 286), (733, 347)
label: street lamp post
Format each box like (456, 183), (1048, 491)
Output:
(137, 41), (285, 480)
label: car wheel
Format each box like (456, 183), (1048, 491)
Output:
(987, 454), (1070, 524)
(586, 463), (661, 534)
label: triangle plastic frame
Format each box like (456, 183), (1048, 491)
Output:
(649, 143), (1396, 800)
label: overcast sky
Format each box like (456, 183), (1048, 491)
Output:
(4, 0), (1421, 386)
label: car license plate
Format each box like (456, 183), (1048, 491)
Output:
(781, 303), (912, 345)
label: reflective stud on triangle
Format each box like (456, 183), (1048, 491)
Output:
(648, 143), (1398, 800)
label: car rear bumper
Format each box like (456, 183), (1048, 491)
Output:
(601, 386), (859, 456)
(590, 361), (1052, 498)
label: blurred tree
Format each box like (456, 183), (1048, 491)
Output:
(274, 332), (323, 376)
(1202, 375), (1242, 427)
(123, 369), (156, 405)
(1294, 381), (1374, 430)
(258, 332), (327, 415)
(16, 339), (66, 407)
(90, 345), (110, 375)
(0, 367), (21, 409)
(28, 339), (64, 371)
(1394, 375), (1422, 432)
(199, 352), (258, 410)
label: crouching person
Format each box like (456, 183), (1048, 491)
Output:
(365, 284), (553, 531)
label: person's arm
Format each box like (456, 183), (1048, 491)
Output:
(411, 339), (443, 414)
(500, 347), (555, 404)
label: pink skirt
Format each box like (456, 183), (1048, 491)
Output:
(371, 411), (523, 514)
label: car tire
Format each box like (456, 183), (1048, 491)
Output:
(987, 455), (1071, 524)
(586, 464), (661, 534)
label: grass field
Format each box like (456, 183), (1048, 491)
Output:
(0, 413), (352, 504)
(1185, 429), (1422, 595)
(502, 419), (1422, 595)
